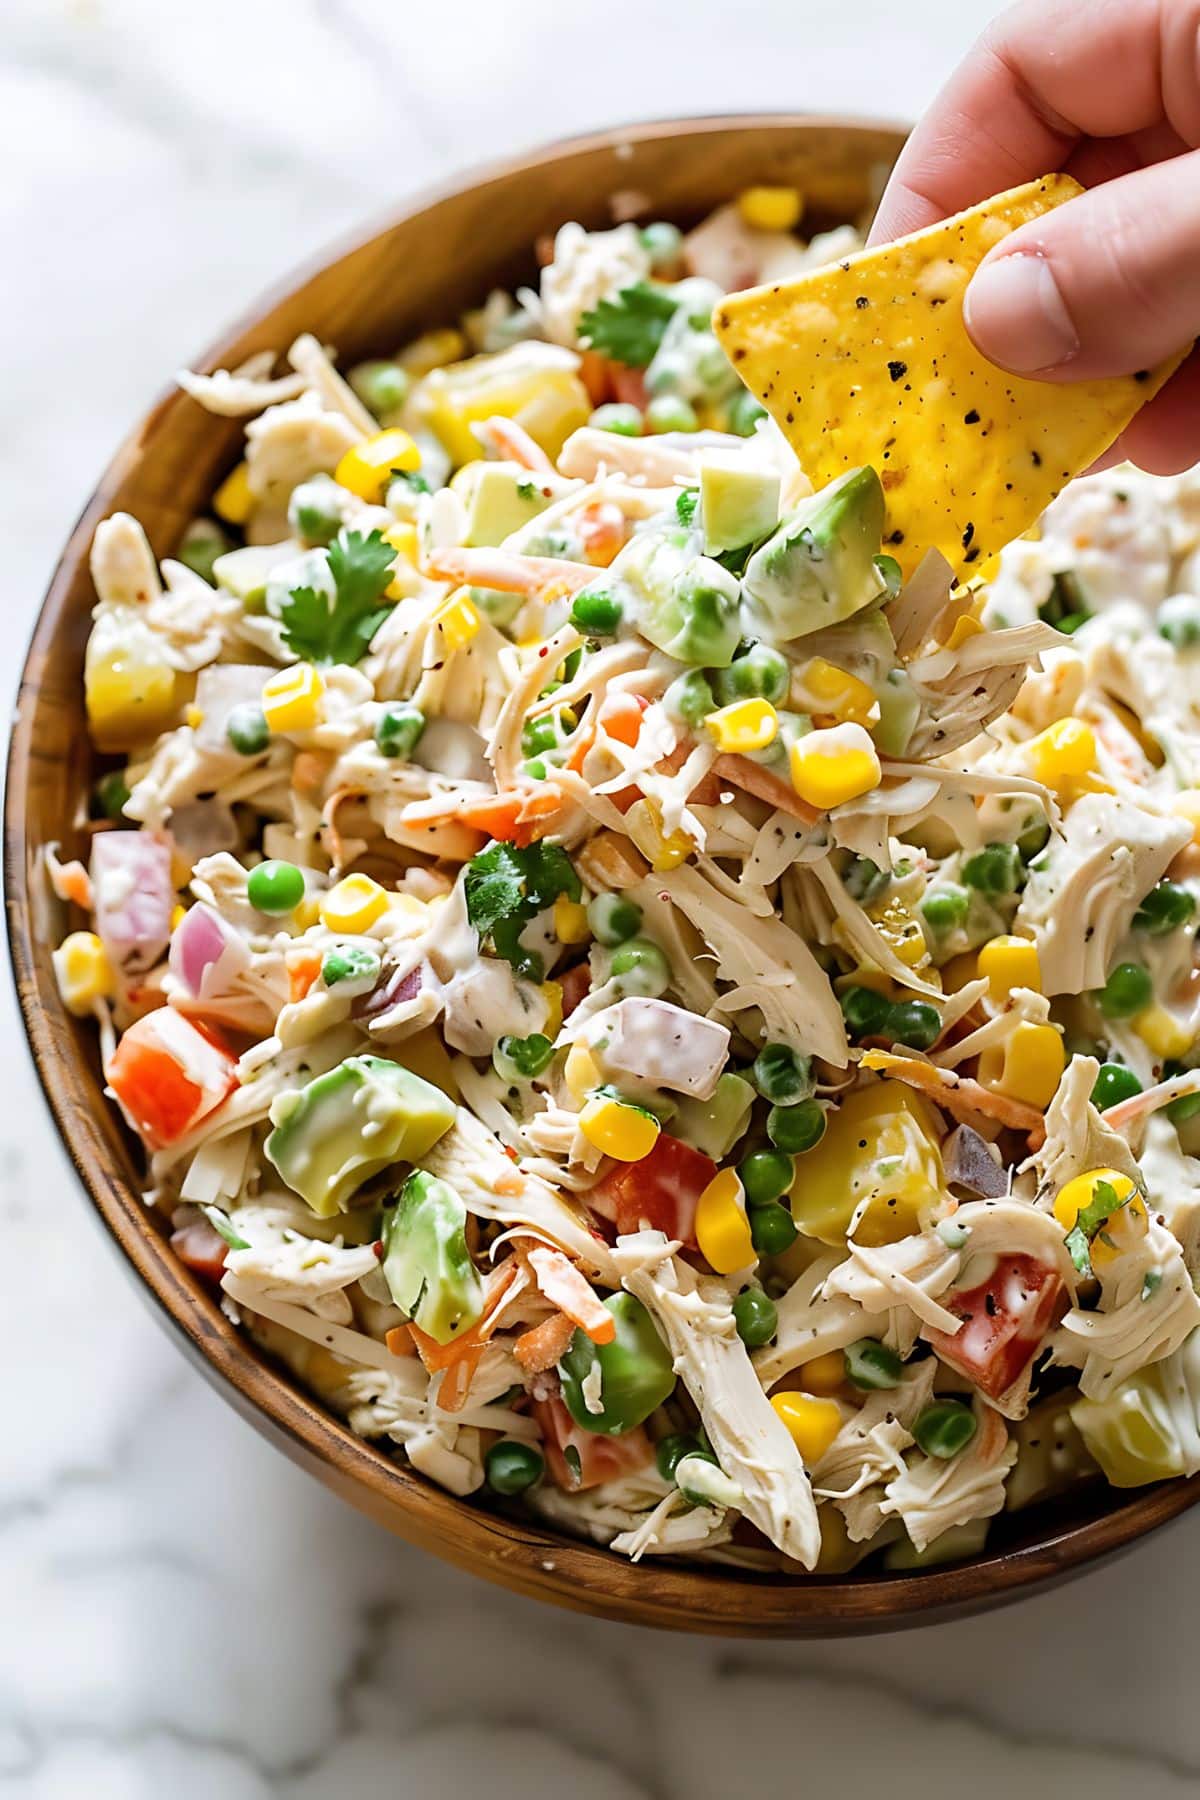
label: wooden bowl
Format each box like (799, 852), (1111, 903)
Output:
(8, 114), (1198, 1635)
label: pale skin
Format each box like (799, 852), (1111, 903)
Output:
(869, 0), (1200, 473)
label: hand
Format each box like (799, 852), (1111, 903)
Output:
(870, 0), (1200, 473)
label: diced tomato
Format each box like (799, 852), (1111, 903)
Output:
(170, 1216), (228, 1283)
(590, 1131), (717, 1249)
(925, 1253), (1065, 1401)
(558, 960), (592, 1019)
(107, 1008), (238, 1150)
(533, 1391), (653, 1491)
(611, 366), (649, 409)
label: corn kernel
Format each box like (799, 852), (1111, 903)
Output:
(1173, 790), (1200, 846)
(1134, 1003), (1194, 1061)
(1054, 1167), (1146, 1271)
(434, 590), (481, 653)
(335, 429), (421, 503)
(564, 1041), (601, 1101)
(320, 873), (389, 934)
(397, 326), (467, 376)
(212, 460), (253, 526)
(694, 1169), (756, 1274)
(978, 1020), (1064, 1108)
(184, 703), (205, 730)
(1027, 718), (1099, 791)
(870, 897), (929, 968)
(626, 797), (692, 871)
(293, 896), (321, 930)
(794, 657), (878, 726)
(770, 1391), (843, 1463)
(944, 614), (986, 650)
(789, 723), (881, 811)
(261, 663), (324, 734)
(553, 896), (591, 945)
(738, 184), (803, 232)
(53, 931), (116, 1014)
(704, 698), (779, 754)
(977, 934), (1042, 1003)
(384, 522), (419, 599)
(540, 979), (564, 1040)
(795, 1350), (847, 1395)
(578, 1095), (660, 1162)
(170, 904), (186, 931)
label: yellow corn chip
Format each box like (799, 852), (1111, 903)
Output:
(713, 174), (1188, 579)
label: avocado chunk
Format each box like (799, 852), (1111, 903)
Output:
(670, 1070), (756, 1160)
(381, 1169), (483, 1345)
(699, 451), (780, 555)
(743, 466), (886, 641)
(621, 526), (744, 667)
(557, 1293), (676, 1435)
(212, 540), (300, 613)
(264, 1054), (456, 1217)
(460, 461), (559, 547)
(874, 665), (920, 756)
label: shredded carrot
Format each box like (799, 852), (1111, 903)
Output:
(385, 1324), (417, 1357)
(713, 754), (822, 825)
(437, 1345), (487, 1413)
(493, 1170), (526, 1196)
(407, 1259), (523, 1373)
(478, 415), (555, 472)
(423, 547), (596, 597)
(50, 857), (92, 909)
(286, 949), (323, 1003)
(578, 349), (614, 406)
(1103, 1069), (1200, 1132)
(513, 1310), (578, 1373)
(525, 1246), (615, 1343)
(577, 501), (627, 567)
(861, 1048), (1045, 1137)
(291, 750), (330, 794)
(402, 785), (564, 848)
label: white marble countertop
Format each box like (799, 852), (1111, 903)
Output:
(6, 2), (1200, 1794)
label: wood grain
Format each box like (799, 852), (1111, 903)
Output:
(9, 113), (1197, 1635)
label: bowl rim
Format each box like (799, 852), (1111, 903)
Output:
(8, 109), (1200, 1635)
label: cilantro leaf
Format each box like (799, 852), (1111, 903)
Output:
(280, 528), (396, 664)
(1063, 1177), (1133, 1277)
(675, 488), (699, 527)
(1142, 1270), (1163, 1302)
(200, 1204), (250, 1251)
(464, 839), (581, 983)
(579, 282), (679, 368)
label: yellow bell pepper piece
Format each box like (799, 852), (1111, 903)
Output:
(771, 1391), (842, 1463)
(738, 185), (803, 232)
(261, 663), (324, 734)
(704, 698), (779, 754)
(52, 931), (115, 1015)
(944, 613), (986, 649)
(320, 873), (389, 934)
(977, 1020), (1064, 1108)
(335, 429), (421, 503)
(789, 723), (881, 810)
(420, 345), (591, 466)
(85, 643), (179, 753)
(433, 590), (481, 653)
(977, 934), (1042, 1003)
(579, 1095), (660, 1162)
(397, 327), (467, 376)
(694, 1169), (756, 1274)
(553, 896), (591, 946)
(793, 657), (878, 726)
(1054, 1167), (1146, 1271)
(789, 1081), (946, 1247)
(212, 460), (254, 526)
(540, 979), (564, 1040)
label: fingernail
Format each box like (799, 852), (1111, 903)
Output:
(964, 252), (1079, 373)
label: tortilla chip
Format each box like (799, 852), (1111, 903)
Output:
(712, 174), (1189, 579)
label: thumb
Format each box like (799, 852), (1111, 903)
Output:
(963, 152), (1200, 381)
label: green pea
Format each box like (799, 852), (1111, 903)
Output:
(588, 892), (642, 946)
(767, 1098), (826, 1155)
(247, 859), (305, 915)
(844, 1338), (903, 1391)
(522, 714), (561, 757)
(739, 1149), (795, 1209)
(1168, 1082), (1200, 1125)
(484, 1439), (544, 1495)
(348, 359), (411, 420)
(886, 1001), (942, 1051)
(557, 1293), (676, 1434)
(713, 644), (790, 706)
(1158, 594), (1200, 648)
(874, 554), (903, 598)
(664, 668), (717, 727)
(1095, 961), (1153, 1020)
(524, 758), (548, 780)
(226, 703), (270, 756)
(610, 937), (670, 997)
(1133, 880), (1196, 935)
(843, 856), (889, 905)
(1090, 1062), (1142, 1110)
(913, 1399), (978, 1460)
(751, 1042), (812, 1106)
(177, 517), (232, 583)
(95, 769), (131, 821)
(288, 473), (345, 546)
(961, 843), (1022, 894)
(645, 393), (698, 434)
(749, 1200), (798, 1256)
(321, 944), (381, 988)
(493, 1033), (555, 1081)
(732, 1285), (778, 1348)
(589, 402), (644, 437)
(921, 885), (970, 934)
(470, 584), (524, 628)
(655, 1432), (699, 1483)
(840, 985), (892, 1038)
(1017, 817), (1051, 861)
(727, 388), (767, 437)
(570, 586), (623, 636)
(375, 703), (426, 760)
(639, 220), (684, 270)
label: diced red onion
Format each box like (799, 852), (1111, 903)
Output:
(169, 902), (250, 999)
(90, 832), (174, 971)
(352, 960), (425, 1021)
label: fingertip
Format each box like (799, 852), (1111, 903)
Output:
(1112, 351), (1200, 474)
